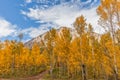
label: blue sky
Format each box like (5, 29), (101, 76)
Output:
(0, 0), (100, 42)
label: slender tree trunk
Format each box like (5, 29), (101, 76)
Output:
(12, 54), (15, 75)
(112, 31), (118, 80)
(80, 37), (87, 80)
(81, 64), (87, 80)
(49, 50), (53, 78)
(115, 0), (120, 28)
(91, 40), (96, 80)
(109, 11), (118, 80)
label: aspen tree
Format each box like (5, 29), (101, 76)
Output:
(44, 28), (57, 78)
(97, 0), (120, 79)
(74, 15), (87, 80)
(87, 24), (96, 80)
(60, 27), (71, 77)
(70, 37), (81, 78)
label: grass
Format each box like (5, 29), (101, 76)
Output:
(0, 66), (46, 79)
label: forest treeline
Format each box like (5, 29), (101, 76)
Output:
(0, 0), (120, 80)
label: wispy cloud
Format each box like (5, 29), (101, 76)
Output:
(25, 0), (32, 3)
(21, 23), (57, 38)
(21, 0), (102, 38)
(0, 18), (17, 38)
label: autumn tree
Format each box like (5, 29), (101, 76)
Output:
(74, 15), (87, 80)
(87, 24), (96, 79)
(97, 0), (120, 79)
(44, 28), (57, 78)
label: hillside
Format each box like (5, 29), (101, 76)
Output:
(25, 27), (101, 48)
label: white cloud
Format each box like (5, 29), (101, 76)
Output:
(22, 3), (101, 31)
(21, 23), (57, 38)
(21, 4), (77, 27)
(0, 18), (17, 38)
(21, 0), (102, 38)
(22, 27), (42, 38)
(25, 0), (32, 3)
